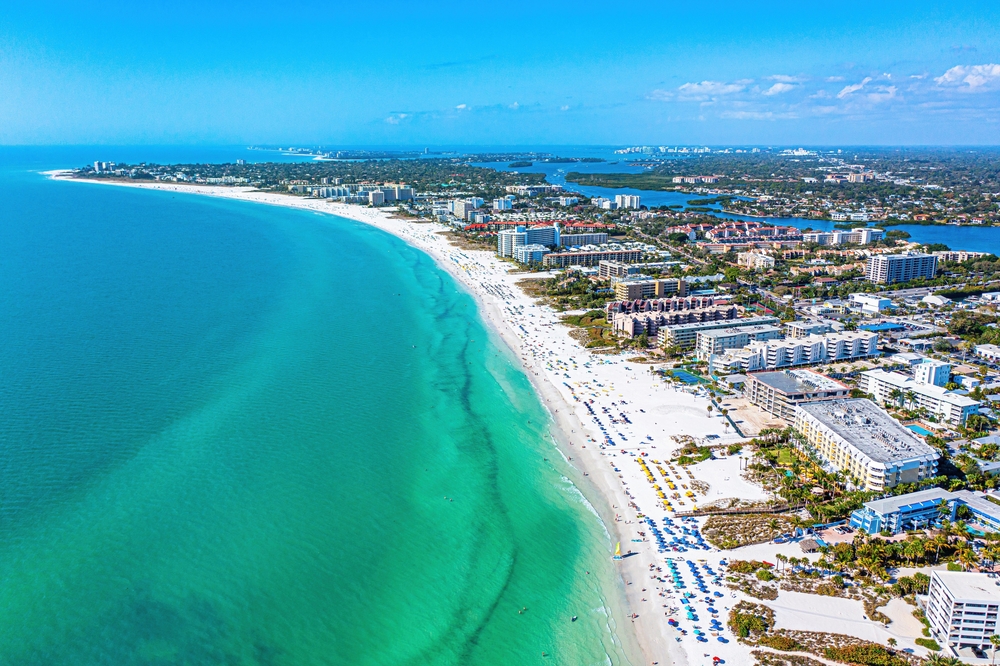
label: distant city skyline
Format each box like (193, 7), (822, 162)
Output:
(2, 1), (1000, 145)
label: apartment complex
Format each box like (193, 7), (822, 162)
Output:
(864, 252), (938, 284)
(542, 249), (643, 268)
(925, 571), (1000, 652)
(914, 359), (951, 387)
(803, 228), (884, 246)
(613, 277), (687, 301)
(512, 244), (550, 264)
(859, 369), (980, 426)
(615, 194), (641, 209)
(694, 325), (784, 361)
(932, 250), (990, 263)
(613, 305), (737, 338)
(713, 330), (879, 373)
(559, 232), (609, 246)
(785, 320), (833, 338)
(745, 369), (850, 420)
(793, 399), (940, 491)
(657, 316), (780, 349)
(736, 252), (776, 270)
(605, 295), (721, 317)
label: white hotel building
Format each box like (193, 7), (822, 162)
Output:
(711, 330), (879, 374)
(859, 369), (980, 426)
(924, 571), (1000, 653)
(793, 399), (939, 492)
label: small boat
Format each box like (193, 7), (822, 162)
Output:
(571, 616), (578, 622)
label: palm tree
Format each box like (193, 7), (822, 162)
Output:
(926, 655), (962, 666)
(931, 533), (950, 564)
(904, 538), (925, 565)
(988, 545), (1000, 572)
(905, 390), (917, 410)
(991, 634), (1000, 666)
(957, 546), (979, 571)
(858, 556), (881, 581)
(924, 536), (939, 564)
(889, 387), (904, 407)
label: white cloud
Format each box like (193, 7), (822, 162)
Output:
(825, 76), (845, 82)
(866, 85), (897, 103)
(837, 77), (873, 98)
(508, 101), (519, 109)
(720, 110), (797, 120)
(768, 74), (805, 83)
(935, 64), (1000, 90)
(384, 113), (408, 124)
(455, 103), (467, 110)
(762, 82), (795, 96)
(647, 89), (674, 101)
(676, 80), (747, 100)
(560, 105), (570, 111)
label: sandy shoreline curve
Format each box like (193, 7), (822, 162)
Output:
(48, 173), (760, 666)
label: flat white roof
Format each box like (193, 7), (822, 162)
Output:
(934, 570), (1000, 603)
(797, 398), (938, 465)
(862, 370), (980, 408)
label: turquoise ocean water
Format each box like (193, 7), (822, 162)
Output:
(0, 149), (636, 665)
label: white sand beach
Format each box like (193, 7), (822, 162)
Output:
(48, 176), (910, 666)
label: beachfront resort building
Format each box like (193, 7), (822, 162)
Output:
(657, 316), (780, 350)
(865, 252), (938, 284)
(849, 488), (957, 534)
(497, 224), (559, 258)
(850, 488), (1000, 535)
(512, 244), (550, 264)
(859, 369), (980, 426)
(744, 369), (850, 420)
(793, 399), (940, 491)
(925, 571), (1000, 653)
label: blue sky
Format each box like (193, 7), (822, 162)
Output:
(2, 1), (999, 145)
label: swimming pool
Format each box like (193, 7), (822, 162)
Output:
(907, 424), (934, 436)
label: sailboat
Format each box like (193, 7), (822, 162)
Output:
(613, 542), (622, 560)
